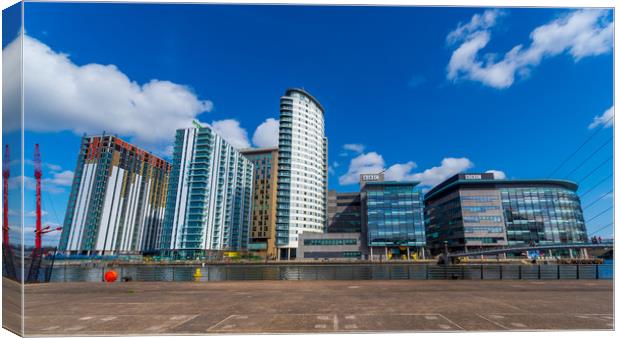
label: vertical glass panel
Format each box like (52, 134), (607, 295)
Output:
(3, 2), (24, 335)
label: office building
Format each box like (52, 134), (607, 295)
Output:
(160, 123), (254, 259)
(361, 174), (426, 260)
(240, 147), (279, 259)
(59, 135), (171, 255)
(297, 232), (367, 260)
(424, 173), (588, 254)
(275, 88), (328, 259)
(327, 190), (362, 233)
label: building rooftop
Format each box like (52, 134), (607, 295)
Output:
(284, 87), (325, 112)
(363, 181), (422, 188)
(239, 147), (279, 154)
(424, 173), (579, 201)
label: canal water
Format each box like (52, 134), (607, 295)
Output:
(44, 263), (614, 282)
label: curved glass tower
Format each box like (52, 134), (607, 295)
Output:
(276, 88), (328, 259)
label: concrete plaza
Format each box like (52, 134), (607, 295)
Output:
(3, 278), (614, 335)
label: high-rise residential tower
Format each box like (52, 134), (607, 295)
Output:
(59, 135), (171, 255)
(240, 147), (279, 259)
(160, 123), (254, 259)
(276, 88), (328, 259)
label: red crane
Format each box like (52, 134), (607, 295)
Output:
(3, 145), (9, 246)
(33, 144), (62, 250)
(34, 144), (42, 249)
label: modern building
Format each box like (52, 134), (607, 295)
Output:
(297, 232), (367, 260)
(361, 174), (426, 260)
(159, 123), (254, 259)
(240, 147), (279, 259)
(59, 135), (171, 255)
(275, 88), (328, 259)
(424, 173), (588, 255)
(327, 190), (362, 233)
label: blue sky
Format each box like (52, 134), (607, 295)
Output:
(4, 4), (613, 245)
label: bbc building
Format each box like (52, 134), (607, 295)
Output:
(360, 174), (426, 260)
(424, 173), (588, 255)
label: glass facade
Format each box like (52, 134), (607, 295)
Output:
(364, 182), (425, 247)
(424, 173), (588, 254)
(327, 191), (362, 233)
(160, 126), (254, 259)
(303, 238), (358, 246)
(501, 186), (587, 245)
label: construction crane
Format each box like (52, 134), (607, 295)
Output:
(33, 144), (62, 250)
(3, 145), (9, 246)
(34, 144), (42, 249)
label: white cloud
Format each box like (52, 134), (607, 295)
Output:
(485, 169), (507, 179)
(45, 170), (74, 187)
(339, 152), (474, 188)
(4, 35), (213, 153)
(447, 9), (613, 89)
(589, 106), (614, 129)
(26, 210), (49, 218)
(406, 158), (474, 187)
(2, 32), (21, 132)
(446, 9), (504, 45)
(9, 174), (69, 194)
(338, 152), (385, 185)
(343, 143), (365, 154)
(209, 119), (251, 149)
(252, 118), (280, 148)
(384, 161), (418, 181)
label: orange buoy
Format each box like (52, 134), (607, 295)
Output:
(104, 270), (118, 283)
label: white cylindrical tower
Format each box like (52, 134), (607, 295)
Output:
(275, 88), (327, 258)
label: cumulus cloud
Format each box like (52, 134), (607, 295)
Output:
(446, 9), (613, 89)
(252, 118), (280, 148)
(384, 161), (418, 181)
(485, 169), (507, 179)
(45, 170), (74, 187)
(405, 158), (474, 187)
(3, 35), (214, 153)
(589, 106), (614, 129)
(338, 152), (385, 185)
(2, 33), (21, 132)
(8, 169), (73, 194)
(339, 152), (474, 188)
(343, 143), (366, 155)
(209, 119), (251, 149)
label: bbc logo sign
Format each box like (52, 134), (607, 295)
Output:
(361, 174), (381, 181)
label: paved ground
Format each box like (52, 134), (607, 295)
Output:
(3, 278), (614, 335)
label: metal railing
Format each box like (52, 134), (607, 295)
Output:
(45, 264), (613, 282)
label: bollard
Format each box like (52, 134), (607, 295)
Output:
(595, 264), (599, 279)
(499, 265), (503, 280)
(576, 264), (580, 280)
(193, 267), (202, 281)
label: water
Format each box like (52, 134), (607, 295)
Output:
(45, 263), (614, 282)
